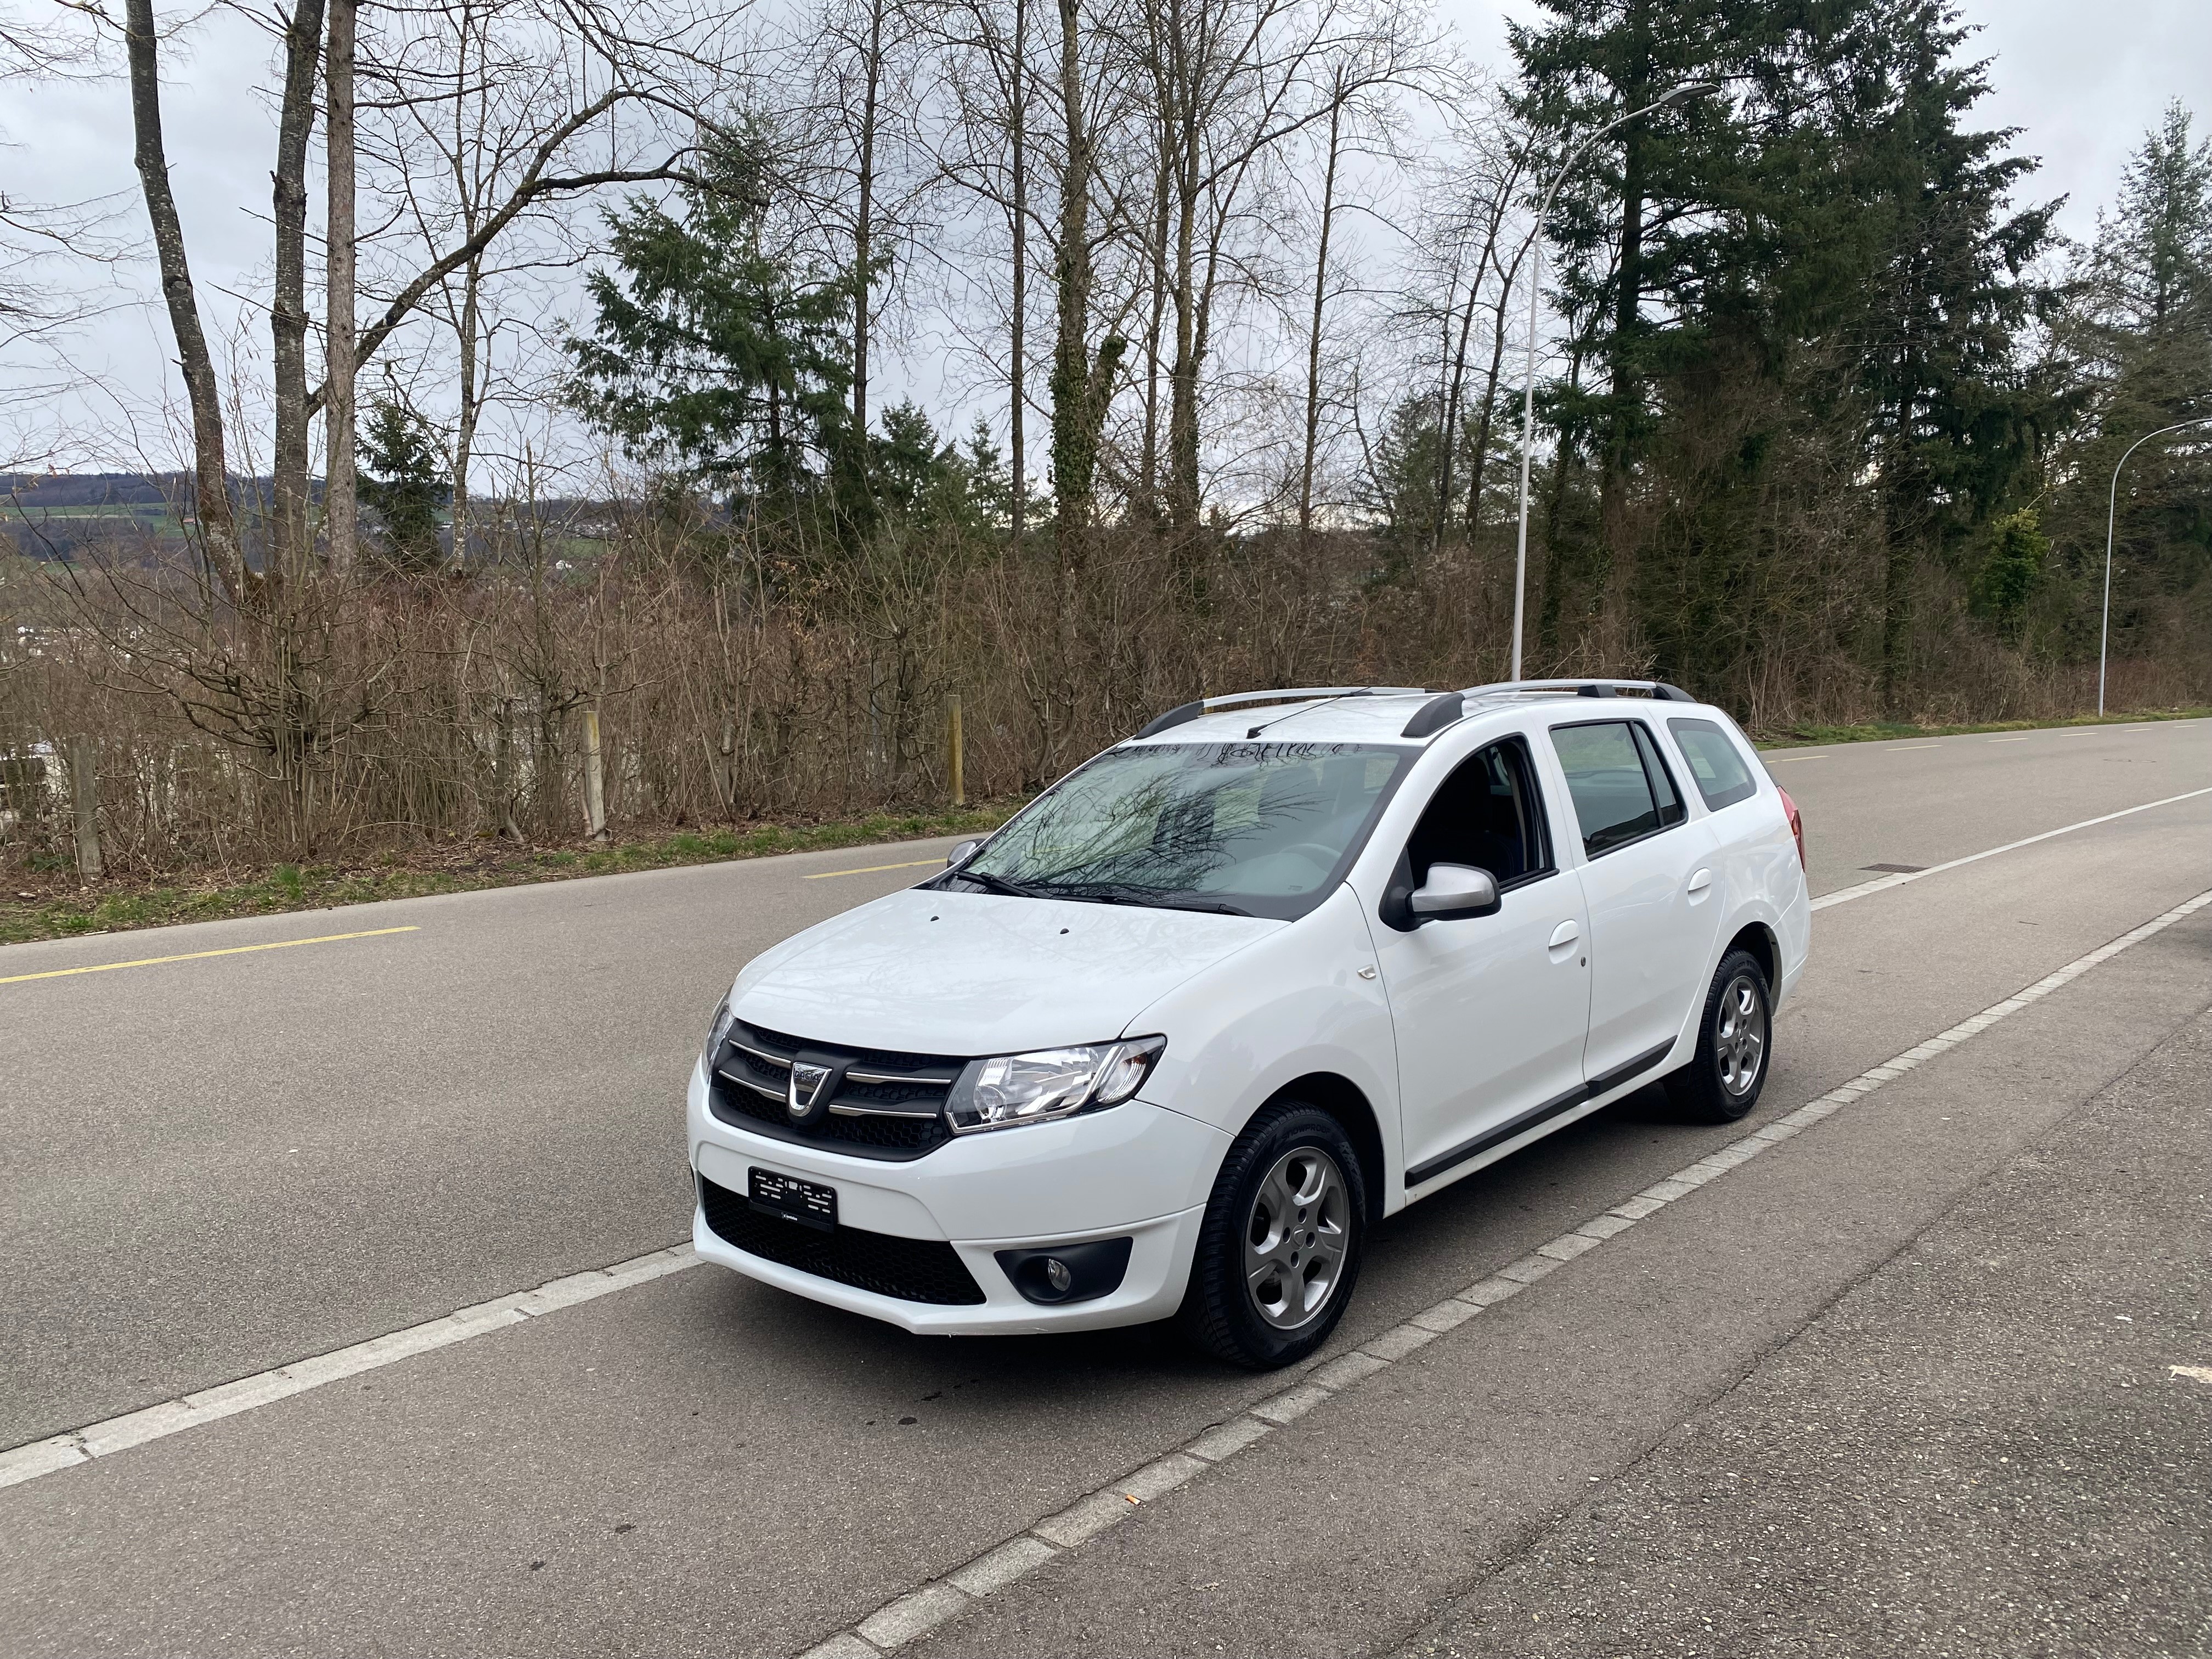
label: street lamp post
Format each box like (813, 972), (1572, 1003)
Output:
(1510, 83), (1719, 682)
(2100, 415), (2212, 715)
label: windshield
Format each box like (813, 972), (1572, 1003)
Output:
(951, 741), (1414, 919)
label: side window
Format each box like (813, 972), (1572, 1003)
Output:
(1405, 738), (1553, 889)
(1630, 723), (1686, 828)
(1667, 716), (1758, 810)
(1550, 721), (1665, 857)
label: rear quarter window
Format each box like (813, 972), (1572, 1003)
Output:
(1667, 718), (1759, 810)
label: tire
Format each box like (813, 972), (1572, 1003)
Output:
(1177, 1102), (1367, 1370)
(1666, 949), (1773, 1124)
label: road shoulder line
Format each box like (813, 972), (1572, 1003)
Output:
(1809, 787), (2212, 910)
(0, 1246), (698, 1489)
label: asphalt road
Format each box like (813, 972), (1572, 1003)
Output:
(2, 716), (2207, 1657)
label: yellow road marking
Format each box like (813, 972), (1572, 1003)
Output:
(1, 926), (419, 985)
(1768, 754), (1824, 763)
(803, 858), (944, 881)
(1890, 743), (1941, 751)
(1988, 735), (2032, 743)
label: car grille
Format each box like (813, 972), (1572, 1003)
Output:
(697, 1175), (986, 1305)
(707, 1022), (961, 1160)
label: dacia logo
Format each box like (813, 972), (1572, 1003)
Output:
(787, 1062), (836, 1120)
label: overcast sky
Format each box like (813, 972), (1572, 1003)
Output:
(3, 0), (2207, 466)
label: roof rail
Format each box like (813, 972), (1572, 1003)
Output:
(1459, 677), (1696, 704)
(1134, 685), (1428, 740)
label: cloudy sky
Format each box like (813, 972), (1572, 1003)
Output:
(3, 0), (2208, 466)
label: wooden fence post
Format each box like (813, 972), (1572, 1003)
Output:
(946, 694), (965, 808)
(582, 709), (608, 842)
(68, 737), (103, 880)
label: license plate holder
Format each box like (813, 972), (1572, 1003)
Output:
(749, 1167), (838, 1232)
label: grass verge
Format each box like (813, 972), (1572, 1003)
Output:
(0, 802), (1023, 948)
(1753, 707), (2209, 749)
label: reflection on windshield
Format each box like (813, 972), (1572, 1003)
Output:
(958, 742), (1411, 918)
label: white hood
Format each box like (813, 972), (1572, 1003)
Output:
(729, 887), (1280, 1056)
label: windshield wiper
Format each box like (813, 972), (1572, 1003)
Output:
(955, 868), (1041, 899)
(1039, 881), (1253, 917)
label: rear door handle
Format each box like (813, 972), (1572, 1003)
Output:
(1548, 920), (1580, 949)
(1686, 868), (1714, 898)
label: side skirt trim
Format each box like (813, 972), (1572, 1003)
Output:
(1403, 1039), (1678, 1190)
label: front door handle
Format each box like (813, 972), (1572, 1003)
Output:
(1549, 920), (1580, 949)
(1686, 868), (1714, 898)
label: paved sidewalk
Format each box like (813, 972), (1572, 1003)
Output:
(1400, 1001), (2212, 1659)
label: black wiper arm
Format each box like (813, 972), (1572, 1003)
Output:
(956, 868), (1040, 899)
(1042, 881), (1253, 917)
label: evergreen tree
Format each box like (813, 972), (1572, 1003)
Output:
(357, 393), (450, 572)
(568, 127), (858, 523)
(2051, 103), (2212, 658)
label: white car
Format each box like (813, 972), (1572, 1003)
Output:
(689, 680), (1809, 1368)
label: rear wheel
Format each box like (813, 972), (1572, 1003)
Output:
(1177, 1102), (1366, 1369)
(1666, 949), (1772, 1123)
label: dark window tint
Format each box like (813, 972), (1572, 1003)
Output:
(1550, 721), (1663, 856)
(1406, 739), (1551, 887)
(1630, 723), (1686, 827)
(1667, 718), (1758, 810)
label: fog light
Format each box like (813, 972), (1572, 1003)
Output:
(996, 1237), (1133, 1306)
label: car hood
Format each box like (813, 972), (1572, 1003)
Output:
(729, 887), (1282, 1057)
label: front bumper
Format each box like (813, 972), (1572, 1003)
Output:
(686, 1058), (1227, 1334)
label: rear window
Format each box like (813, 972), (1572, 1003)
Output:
(1668, 718), (1759, 810)
(1551, 721), (1674, 856)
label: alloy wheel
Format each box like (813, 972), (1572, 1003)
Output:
(1242, 1146), (1350, 1330)
(1716, 973), (1767, 1097)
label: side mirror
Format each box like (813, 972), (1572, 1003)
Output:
(946, 838), (983, 868)
(1408, 863), (1499, 922)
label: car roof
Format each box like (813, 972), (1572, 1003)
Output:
(1121, 688), (1722, 751)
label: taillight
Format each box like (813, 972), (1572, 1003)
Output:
(1776, 785), (1805, 870)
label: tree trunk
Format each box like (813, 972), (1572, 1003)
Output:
(1165, 75), (1201, 532)
(853, 0), (884, 442)
(1009, 0), (1028, 545)
(1598, 10), (1651, 584)
(270, 0), (328, 583)
(1048, 0), (1120, 546)
(1299, 86), (1344, 545)
(452, 257), (483, 561)
(325, 0), (358, 576)
(123, 0), (244, 599)
(1464, 236), (1527, 535)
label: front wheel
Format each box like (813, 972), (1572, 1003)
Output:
(1666, 949), (1773, 1123)
(1177, 1102), (1367, 1369)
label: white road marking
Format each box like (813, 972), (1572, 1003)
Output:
(778, 885), (2212, 1658)
(1810, 787), (2212, 911)
(2171, 1366), (2212, 1385)
(0, 1246), (697, 1491)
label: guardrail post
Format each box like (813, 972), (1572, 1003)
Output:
(68, 737), (103, 880)
(582, 708), (608, 842)
(946, 694), (965, 808)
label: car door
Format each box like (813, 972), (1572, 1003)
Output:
(1544, 717), (1723, 1085)
(1366, 734), (1593, 1188)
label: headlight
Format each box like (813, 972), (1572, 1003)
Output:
(946, 1036), (1166, 1134)
(704, 994), (738, 1062)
